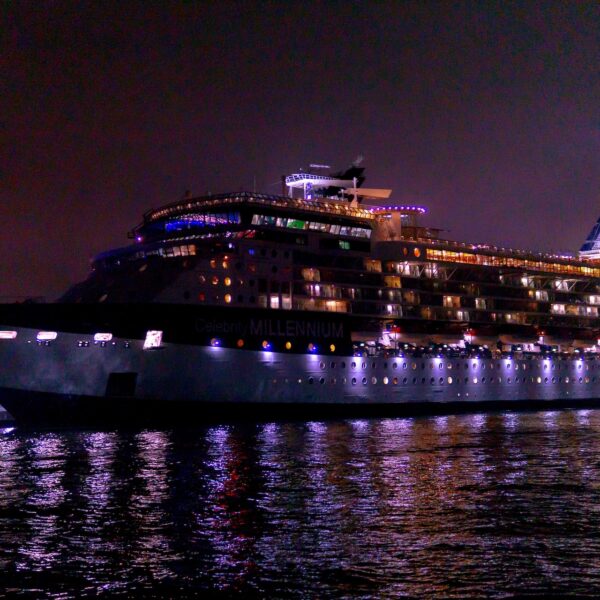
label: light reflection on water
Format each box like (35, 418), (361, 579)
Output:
(1, 410), (600, 597)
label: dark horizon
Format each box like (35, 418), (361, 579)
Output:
(2, 1), (599, 299)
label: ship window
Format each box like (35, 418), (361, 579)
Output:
(341, 362), (346, 369)
(447, 376), (453, 384)
(37, 331), (57, 341)
(0, 331), (17, 340)
(198, 293), (206, 301)
(352, 378), (357, 385)
(372, 377), (377, 384)
(143, 330), (163, 350)
(362, 378), (367, 385)
(383, 377), (389, 385)
(224, 294), (232, 303)
(308, 377), (314, 384)
(430, 378), (435, 384)
(320, 362), (325, 370)
(320, 378), (325, 384)
(94, 333), (113, 342)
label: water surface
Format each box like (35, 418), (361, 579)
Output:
(1, 410), (600, 597)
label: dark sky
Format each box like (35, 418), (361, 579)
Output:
(2, 1), (599, 299)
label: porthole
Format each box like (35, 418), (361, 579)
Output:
(507, 377), (512, 383)
(448, 376), (453, 384)
(330, 362), (336, 369)
(473, 377), (478, 384)
(439, 377), (444, 384)
(544, 377), (548, 383)
(362, 362), (367, 370)
(319, 378), (325, 384)
(394, 377), (399, 385)
(211, 276), (219, 285)
(308, 377), (314, 384)
(383, 377), (389, 385)
(464, 377), (469, 384)
(371, 377), (377, 384)
(412, 363), (417, 370)
(319, 362), (325, 370)
(403, 363), (407, 369)
(341, 362), (346, 369)
(393, 363), (398, 369)
(352, 378), (357, 385)
(402, 377), (407, 384)
(537, 377), (542, 384)
(430, 377), (435, 384)
(352, 362), (357, 369)
(362, 378), (368, 385)
(412, 378), (417, 384)
(439, 363), (443, 370)
(481, 377), (486, 383)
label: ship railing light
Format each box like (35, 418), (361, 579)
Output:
(37, 331), (57, 341)
(0, 331), (17, 340)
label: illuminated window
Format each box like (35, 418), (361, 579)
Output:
(143, 330), (163, 350)
(224, 277), (232, 286)
(37, 331), (57, 341)
(237, 339), (244, 348)
(211, 276), (219, 285)
(224, 294), (232, 303)
(0, 331), (17, 340)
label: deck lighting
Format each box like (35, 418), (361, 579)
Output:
(285, 341), (292, 350)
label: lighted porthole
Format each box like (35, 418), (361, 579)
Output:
(222, 260), (229, 269)
(224, 294), (232, 303)
(210, 259), (217, 268)
(473, 377), (478, 384)
(412, 363), (417, 370)
(537, 377), (542, 384)
(414, 247), (421, 257)
(383, 377), (389, 385)
(394, 377), (399, 385)
(211, 276), (219, 285)
(448, 376), (453, 384)
(224, 277), (232, 286)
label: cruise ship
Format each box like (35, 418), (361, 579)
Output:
(2, 162), (600, 425)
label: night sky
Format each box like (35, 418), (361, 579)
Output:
(2, 1), (599, 299)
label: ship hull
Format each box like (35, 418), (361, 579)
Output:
(2, 322), (600, 425)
